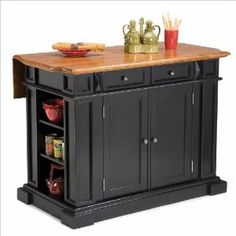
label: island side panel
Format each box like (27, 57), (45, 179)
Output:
(26, 88), (39, 187)
(201, 79), (218, 177)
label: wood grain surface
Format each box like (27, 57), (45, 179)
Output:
(13, 43), (230, 98)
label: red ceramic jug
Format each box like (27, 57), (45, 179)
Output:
(46, 164), (64, 197)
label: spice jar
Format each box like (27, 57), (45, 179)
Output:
(45, 134), (57, 156)
(54, 137), (63, 159)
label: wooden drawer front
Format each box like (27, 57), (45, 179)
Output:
(102, 68), (150, 91)
(151, 62), (195, 84)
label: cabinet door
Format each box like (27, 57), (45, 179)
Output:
(104, 90), (148, 199)
(150, 84), (193, 188)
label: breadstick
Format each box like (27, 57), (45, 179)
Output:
(52, 42), (72, 50)
(167, 12), (172, 30)
(173, 17), (178, 30)
(162, 16), (167, 29)
(78, 43), (105, 51)
(52, 42), (105, 51)
(163, 15), (170, 30)
(176, 19), (182, 29)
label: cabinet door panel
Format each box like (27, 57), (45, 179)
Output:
(150, 84), (192, 188)
(104, 90), (148, 199)
(65, 96), (103, 206)
(200, 79), (218, 177)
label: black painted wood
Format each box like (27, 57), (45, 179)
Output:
(65, 96), (103, 206)
(26, 88), (38, 187)
(150, 83), (193, 188)
(40, 153), (64, 166)
(37, 69), (64, 91)
(25, 66), (36, 83)
(198, 59), (219, 79)
(104, 90), (148, 199)
(191, 83), (201, 179)
(73, 74), (94, 95)
(39, 119), (64, 130)
(102, 67), (150, 91)
(151, 62), (195, 84)
(30, 68), (95, 96)
(200, 79), (218, 177)
(19, 60), (227, 229)
(17, 176), (227, 229)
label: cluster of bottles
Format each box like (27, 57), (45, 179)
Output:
(123, 18), (161, 54)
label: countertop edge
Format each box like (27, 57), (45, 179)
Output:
(13, 50), (230, 76)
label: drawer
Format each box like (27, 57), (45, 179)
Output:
(102, 67), (150, 91)
(151, 62), (195, 84)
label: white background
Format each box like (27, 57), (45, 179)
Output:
(1, 1), (236, 235)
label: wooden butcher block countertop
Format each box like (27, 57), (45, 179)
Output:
(13, 43), (230, 98)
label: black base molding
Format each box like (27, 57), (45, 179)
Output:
(17, 176), (227, 229)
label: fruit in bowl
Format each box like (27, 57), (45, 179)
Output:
(42, 98), (64, 123)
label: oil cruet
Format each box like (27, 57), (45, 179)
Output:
(123, 17), (161, 54)
(123, 19), (141, 53)
(143, 20), (161, 44)
(123, 19), (140, 45)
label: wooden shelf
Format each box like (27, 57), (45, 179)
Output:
(39, 119), (64, 130)
(40, 153), (64, 166)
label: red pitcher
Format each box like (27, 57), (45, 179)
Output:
(46, 164), (64, 198)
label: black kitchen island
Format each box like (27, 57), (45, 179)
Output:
(13, 43), (230, 228)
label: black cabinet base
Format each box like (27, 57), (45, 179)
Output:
(17, 176), (227, 229)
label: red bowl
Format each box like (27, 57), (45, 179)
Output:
(59, 49), (90, 57)
(43, 99), (64, 123)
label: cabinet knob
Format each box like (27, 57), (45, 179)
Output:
(169, 71), (175, 76)
(142, 138), (149, 144)
(122, 76), (128, 81)
(152, 137), (158, 144)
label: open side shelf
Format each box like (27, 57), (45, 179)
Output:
(35, 90), (66, 202)
(40, 153), (64, 166)
(39, 119), (64, 131)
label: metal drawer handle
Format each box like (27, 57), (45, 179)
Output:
(142, 138), (149, 144)
(151, 137), (158, 144)
(169, 70), (175, 76)
(122, 76), (128, 81)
